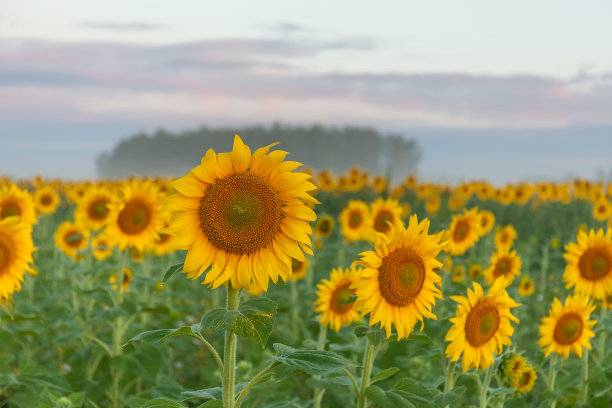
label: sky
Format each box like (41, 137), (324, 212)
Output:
(1, 0), (612, 182)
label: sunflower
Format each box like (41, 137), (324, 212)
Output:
(288, 257), (310, 281)
(538, 294), (596, 359)
(109, 267), (133, 292)
(92, 234), (113, 261)
(317, 171), (336, 192)
(0, 184), (37, 227)
(500, 353), (526, 380)
(0, 217), (36, 301)
(518, 276), (535, 296)
(448, 195), (465, 212)
(446, 207), (483, 255)
(55, 221), (90, 260)
(563, 228), (612, 300)
(425, 195), (441, 215)
(603, 293), (612, 310)
(512, 366), (537, 392)
(478, 210), (495, 235)
(404, 175), (417, 190)
(451, 265), (465, 283)
(476, 183), (494, 201)
(495, 225), (517, 250)
(468, 263), (483, 279)
(483, 247), (522, 286)
(315, 215), (334, 238)
(105, 180), (163, 252)
(34, 185), (60, 215)
(165, 135), (317, 291)
(152, 225), (176, 256)
(352, 215), (445, 339)
(74, 186), (113, 231)
(514, 184), (534, 205)
(339, 200), (371, 242)
(445, 278), (520, 371)
(400, 203), (412, 218)
(315, 267), (361, 332)
(368, 197), (404, 240)
(592, 198), (611, 221)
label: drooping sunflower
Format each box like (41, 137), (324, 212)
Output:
(352, 215), (445, 339)
(92, 233), (113, 261)
(367, 197), (404, 240)
(288, 257), (310, 281)
(109, 267), (133, 292)
(165, 135), (317, 291)
(512, 366), (537, 392)
(0, 184), (37, 227)
(34, 185), (60, 215)
(446, 207), (483, 255)
(538, 294), (596, 359)
(500, 353), (526, 381)
(478, 210), (495, 235)
(483, 247), (522, 286)
(315, 215), (334, 238)
(495, 225), (517, 250)
(445, 278), (520, 371)
(55, 221), (90, 260)
(0, 217), (36, 301)
(315, 267), (361, 332)
(339, 200), (372, 242)
(518, 276), (535, 296)
(74, 186), (114, 231)
(105, 180), (164, 252)
(563, 228), (612, 300)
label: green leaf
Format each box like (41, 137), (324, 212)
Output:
(343, 294), (358, 306)
(488, 387), (516, 396)
(200, 297), (278, 348)
(365, 385), (416, 408)
(370, 367), (400, 385)
(125, 325), (200, 346)
(181, 384), (246, 402)
(163, 263), (184, 283)
(197, 401), (224, 408)
(354, 325), (387, 346)
(141, 398), (186, 408)
(272, 343), (357, 376)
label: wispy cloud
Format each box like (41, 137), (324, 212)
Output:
(80, 22), (167, 31)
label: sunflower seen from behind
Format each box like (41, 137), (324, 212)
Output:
(445, 278), (520, 371)
(339, 200), (372, 242)
(352, 215), (445, 339)
(166, 135), (317, 291)
(0, 217), (36, 301)
(446, 207), (483, 256)
(483, 247), (522, 286)
(538, 294), (596, 359)
(315, 267), (361, 332)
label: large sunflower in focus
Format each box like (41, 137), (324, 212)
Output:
(315, 267), (361, 332)
(166, 135), (317, 291)
(34, 185), (60, 215)
(367, 197), (404, 241)
(75, 186), (113, 231)
(538, 294), (596, 359)
(483, 247), (522, 286)
(352, 215), (445, 339)
(446, 207), (483, 255)
(0, 218), (35, 300)
(339, 200), (372, 242)
(105, 180), (163, 251)
(563, 228), (612, 300)
(0, 184), (37, 227)
(445, 278), (520, 371)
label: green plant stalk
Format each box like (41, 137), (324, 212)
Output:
(479, 366), (493, 408)
(313, 324), (328, 408)
(547, 354), (558, 408)
(290, 280), (299, 342)
(358, 339), (375, 408)
(110, 249), (127, 408)
(579, 348), (589, 404)
(235, 361), (279, 408)
(538, 246), (549, 306)
(596, 305), (606, 363)
(444, 359), (456, 393)
(223, 285), (241, 408)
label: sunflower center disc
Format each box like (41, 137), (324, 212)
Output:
(465, 300), (500, 347)
(554, 312), (584, 345)
(378, 247), (426, 307)
(118, 199), (151, 235)
(495, 258), (511, 276)
(349, 211), (362, 228)
(40, 195), (52, 205)
(65, 231), (83, 247)
(453, 220), (469, 242)
(1, 201), (21, 219)
(331, 285), (354, 313)
(579, 247), (611, 280)
(291, 258), (303, 271)
(318, 219), (331, 234)
(199, 172), (282, 255)
(374, 210), (393, 233)
(89, 200), (109, 220)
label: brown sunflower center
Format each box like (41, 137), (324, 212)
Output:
(480, 216), (489, 228)
(64, 230), (84, 248)
(453, 220), (470, 242)
(465, 299), (500, 347)
(318, 219), (332, 234)
(292, 258), (303, 272)
(40, 194), (52, 206)
(0, 235), (14, 273)
(378, 247), (426, 307)
(519, 369), (533, 387)
(494, 257), (512, 277)
(88, 198), (109, 220)
(578, 247), (611, 281)
(156, 233), (170, 244)
(199, 172), (282, 255)
(330, 284), (355, 314)
(553, 312), (584, 345)
(348, 211), (362, 228)
(1, 200), (21, 219)
(374, 210), (393, 233)
(117, 198), (151, 235)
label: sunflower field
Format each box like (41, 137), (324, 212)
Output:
(1, 135), (611, 408)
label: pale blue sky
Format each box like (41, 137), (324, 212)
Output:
(1, 0), (611, 181)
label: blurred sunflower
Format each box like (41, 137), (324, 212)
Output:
(500, 353), (526, 380)
(563, 228), (612, 299)
(514, 184), (534, 205)
(483, 247), (522, 286)
(0, 184), (37, 227)
(315, 267), (361, 332)
(55, 221), (89, 260)
(74, 186), (113, 231)
(165, 135), (316, 291)
(288, 257), (310, 281)
(425, 195), (441, 215)
(109, 267), (133, 292)
(445, 278), (519, 371)
(316, 170), (336, 192)
(352, 215), (445, 339)
(105, 180), (163, 252)
(452, 265), (465, 283)
(92, 234), (113, 261)
(446, 207), (483, 255)
(518, 276), (535, 296)
(368, 197), (404, 239)
(476, 183), (494, 201)
(478, 210), (495, 235)
(538, 294), (596, 359)
(404, 175), (417, 190)
(448, 195), (465, 212)
(315, 215), (334, 238)
(152, 227), (175, 256)
(512, 366), (537, 392)
(0, 217), (36, 301)
(34, 185), (60, 215)
(592, 198), (611, 221)
(468, 263), (482, 279)
(495, 225), (517, 250)
(371, 176), (387, 194)
(339, 200), (372, 242)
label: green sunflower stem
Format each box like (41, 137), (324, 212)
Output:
(358, 339), (375, 408)
(444, 359), (456, 393)
(111, 249), (128, 408)
(478, 366), (493, 408)
(290, 279), (299, 342)
(547, 354), (558, 408)
(313, 324), (328, 408)
(596, 305), (607, 363)
(579, 348), (589, 404)
(223, 285), (241, 408)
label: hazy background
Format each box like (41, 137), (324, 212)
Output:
(1, 0), (612, 183)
